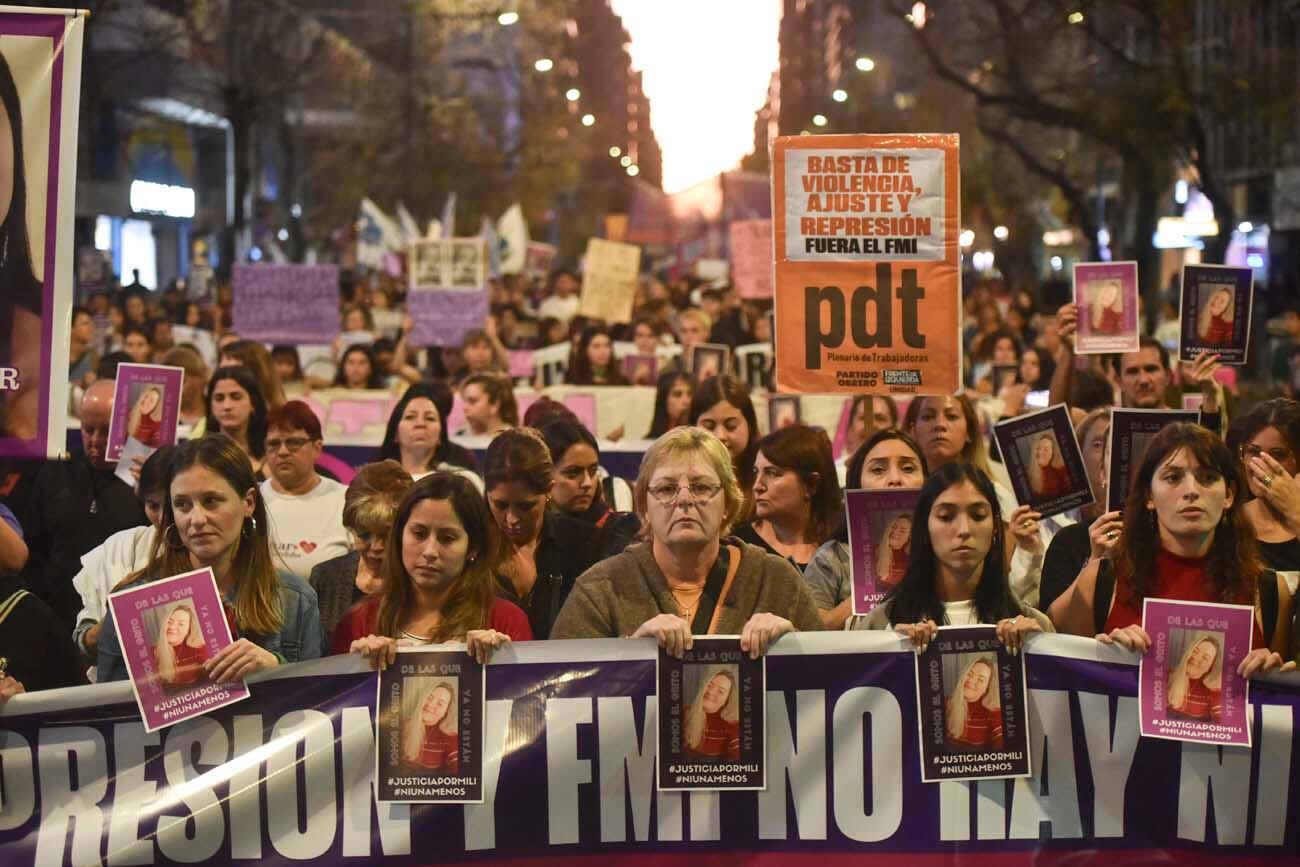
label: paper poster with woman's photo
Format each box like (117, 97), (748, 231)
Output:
(621, 353), (658, 386)
(845, 488), (921, 615)
(375, 647), (485, 803)
(1107, 408), (1201, 511)
(767, 395), (801, 432)
(915, 625), (1031, 783)
(1139, 598), (1253, 747)
(0, 13), (85, 458)
(689, 343), (731, 383)
(993, 404), (1095, 519)
(105, 363), (183, 462)
(1179, 263), (1253, 365)
(106, 567), (249, 733)
(657, 637), (765, 791)
(1073, 261), (1139, 354)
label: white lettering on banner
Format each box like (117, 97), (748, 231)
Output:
(832, 687), (903, 841)
(939, 779), (1008, 841)
(35, 727), (108, 867)
(1177, 737), (1251, 844)
(546, 698), (594, 845)
(1252, 704), (1292, 844)
(157, 718), (226, 862)
(106, 724), (159, 865)
(596, 696), (656, 842)
(1011, 690), (1082, 838)
(339, 706), (410, 857)
(759, 690), (828, 840)
(229, 714), (266, 858)
(266, 710), (337, 858)
(465, 699), (515, 851)
(1078, 692), (1139, 837)
(0, 731), (34, 830)
(689, 789), (720, 840)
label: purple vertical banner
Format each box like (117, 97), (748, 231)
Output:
(1140, 598), (1254, 747)
(1179, 263), (1254, 364)
(1073, 261), (1140, 355)
(0, 12), (84, 458)
(407, 289), (489, 348)
(105, 566), (250, 733)
(232, 264), (341, 344)
(845, 487), (921, 615)
(105, 362), (183, 462)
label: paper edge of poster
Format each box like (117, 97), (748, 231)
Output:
(1176, 262), (1255, 365)
(106, 566), (249, 734)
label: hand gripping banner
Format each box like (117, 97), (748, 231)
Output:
(1, 633), (1297, 865)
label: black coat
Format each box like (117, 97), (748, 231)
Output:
(0, 576), (87, 692)
(496, 511), (600, 640)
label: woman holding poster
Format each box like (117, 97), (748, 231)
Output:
(1166, 634), (1222, 721)
(94, 435), (324, 683)
(402, 680), (459, 773)
(1048, 424), (1294, 677)
(154, 601), (208, 691)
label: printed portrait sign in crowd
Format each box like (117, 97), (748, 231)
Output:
(1179, 263), (1254, 365)
(1073, 261), (1140, 355)
(994, 404), (1095, 519)
(845, 487), (921, 615)
(231, 264), (342, 345)
(0, 10), (84, 458)
(105, 363), (183, 463)
(771, 133), (961, 396)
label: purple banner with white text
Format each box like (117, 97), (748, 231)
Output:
(0, 633), (1296, 865)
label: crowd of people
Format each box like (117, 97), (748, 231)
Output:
(1, 265), (1299, 714)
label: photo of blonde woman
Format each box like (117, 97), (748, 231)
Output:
(401, 678), (459, 774)
(128, 385), (164, 448)
(1089, 279), (1124, 334)
(1165, 631), (1223, 723)
(1024, 432), (1070, 499)
(683, 665), (741, 762)
(873, 513), (913, 589)
(945, 655), (1003, 751)
(1197, 286), (1235, 346)
(152, 601), (208, 693)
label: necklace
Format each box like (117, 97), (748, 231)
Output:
(400, 629), (434, 644)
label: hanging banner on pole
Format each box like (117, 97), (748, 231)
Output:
(771, 133), (961, 396)
(0, 8), (84, 457)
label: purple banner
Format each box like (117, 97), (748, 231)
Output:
(408, 289), (489, 348)
(0, 634), (1297, 865)
(232, 264), (341, 344)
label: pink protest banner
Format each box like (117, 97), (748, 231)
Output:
(729, 219), (773, 299)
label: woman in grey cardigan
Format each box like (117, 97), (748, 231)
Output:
(552, 427), (822, 657)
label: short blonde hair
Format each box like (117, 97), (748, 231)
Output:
(634, 426), (745, 537)
(677, 308), (713, 334)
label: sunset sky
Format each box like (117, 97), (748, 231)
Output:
(611, 0), (781, 194)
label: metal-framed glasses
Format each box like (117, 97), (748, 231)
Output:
(647, 481), (723, 505)
(265, 436), (312, 453)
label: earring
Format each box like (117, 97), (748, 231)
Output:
(164, 524), (186, 549)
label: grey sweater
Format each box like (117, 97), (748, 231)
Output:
(551, 539), (824, 639)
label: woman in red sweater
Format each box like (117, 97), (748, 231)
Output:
(154, 602), (208, 691)
(684, 668), (740, 761)
(1049, 423), (1293, 677)
(1166, 634), (1222, 721)
(946, 656), (1003, 750)
(402, 680), (459, 773)
(333, 472), (532, 667)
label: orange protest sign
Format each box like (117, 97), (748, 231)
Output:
(772, 133), (961, 396)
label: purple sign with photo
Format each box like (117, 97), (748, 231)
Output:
(621, 353), (658, 386)
(105, 363), (183, 462)
(845, 487), (921, 616)
(1179, 263), (1254, 365)
(232, 264), (341, 344)
(1107, 408), (1201, 511)
(993, 403), (1095, 518)
(106, 567), (249, 733)
(1073, 261), (1139, 354)
(767, 395), (801, 432)
(408, 288), (489, 348)
(1139, 598), (1253, 747)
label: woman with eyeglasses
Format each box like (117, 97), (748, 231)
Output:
(1230, 398), (1300, 574)
(311, 461), (413, 640)
(552, 426), (823, 657)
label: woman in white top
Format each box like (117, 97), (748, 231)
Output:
(377, 382), (483, 490)
(852, 461), (1051, 653)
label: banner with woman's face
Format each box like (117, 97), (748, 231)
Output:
(0, 11), (83, 457)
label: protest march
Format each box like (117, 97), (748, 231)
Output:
(2, 3), (1300, 865)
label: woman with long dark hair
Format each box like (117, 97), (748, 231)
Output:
(690, 374), (760, 507)
(334, 472), (531, 663)
(205, 366), (268, 475)
(537, 417), (639, 558)
(852, 462), (1050, 654)
(377, 381), (479, 483)
(95, 435), (324, 682)
(1230, 398), (1300, 573)
(647, 371), (693, 439)
(1049, 423), (1293, 677)
(566, 324), (629, 386)
(334, 344), (387, 390)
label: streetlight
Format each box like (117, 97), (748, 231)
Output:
(565, 88), (580, 101)
(993, 225), (1009, 240)
(1068, 11), (1084, 24)
(498, 11), (519, 25)
(609, 146), (621, 157)
(812, 114), (828, 126)
(1238, 221), (1254, 233)
(581, 113), (595, 126)
(627, 165), (639, 177)
(855, 56), (875, 72)
(534, 58), (554, 72)
(832, 88), (847, 102)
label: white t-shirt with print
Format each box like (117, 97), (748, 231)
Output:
(260, 476), (350, 580)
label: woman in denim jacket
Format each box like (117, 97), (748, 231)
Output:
(97, 434), (322, 683)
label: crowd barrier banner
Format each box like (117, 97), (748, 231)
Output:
(0, 8), (84, 459)
(232, 265), (341, 345)
(772, 133), (962, 397)
(1, 633), (1296, 866)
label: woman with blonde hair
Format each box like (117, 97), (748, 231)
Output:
(875, 514), (913, 589)
(684, 667), (740, 760)
(946, 656), (1002, 749)
(402, 680), (459, 772)
(1197, 287), (1234, 345)
(1026, 432), (1069, 499)
(1166, 633), (1223, 721)
(154, 601), (207, 690)
(1090, 280), (1123, 334)
(128, 386), (164, 447)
